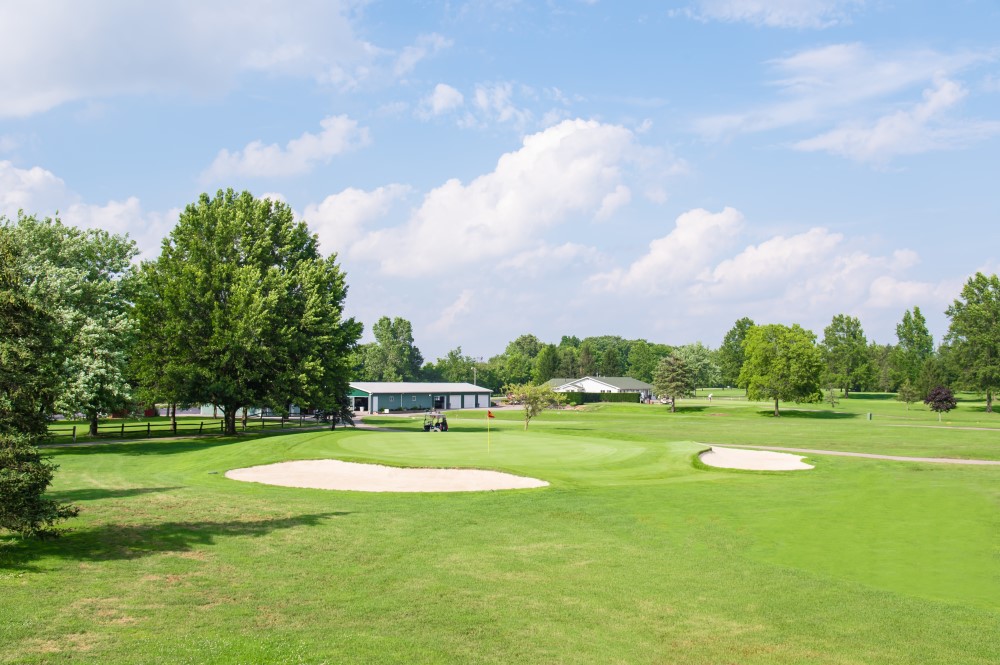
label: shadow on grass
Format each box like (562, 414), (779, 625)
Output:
(0, 512), (347, 570)
(41, 427), (335, 458)
(845, 392), (896, 400)
(756, 409), (860, 420)
(44, 486), (183, 503)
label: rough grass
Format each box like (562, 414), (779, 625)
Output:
(2, 396), (998, 663)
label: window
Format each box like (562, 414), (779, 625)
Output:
(412, 396), (417, 402)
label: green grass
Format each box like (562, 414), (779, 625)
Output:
(3, 396), (999, 663)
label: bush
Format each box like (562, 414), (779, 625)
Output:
(560, 392), (641, 405)
(0, 434), (79, 538)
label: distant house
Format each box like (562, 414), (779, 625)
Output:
(546, 376), (654, 402)
(349, 382), (492, 413)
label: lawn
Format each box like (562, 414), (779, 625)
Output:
(3, 397), (998, 663)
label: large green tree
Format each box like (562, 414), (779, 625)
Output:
(821, 314), (868, 396)
(945, 272), (1000, 412)
(893, 307), (933, 386)
(135, 190), (360, 435)
(718, 317), (754, 387)
(738, 324), (823, 416)
(5, 214), (137, 436)
(652, 354), (695, 413)
(363, 316), (424, 381)
(626, 340), (658, 384)
(0, 227), (78, 537)
(532, 344), (560, 384)
(675, 342), (720, 389)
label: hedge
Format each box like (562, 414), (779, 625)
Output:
(560, 392), (641, 405)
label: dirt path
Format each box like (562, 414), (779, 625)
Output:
(720, 444), (1000, 466)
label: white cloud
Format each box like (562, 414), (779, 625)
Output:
(866, 275), (962, 309)
(589, 207), (745, 291)
(428, 289), (475, 333)
(394, 34), (452, 78)
(794, 79), (1000, 163)
(0, 1), (388, 117)
(468, 82), (534, 128)
(0, 160), (176, 259)
(303, 184), (411, 257)
(690, 0), (865, 28)
(351, 119), (640, 275)
(595, 185), (632, 220)
(202, 115), (370, 181)
(418, 83), (465, 118)
(696, 43), (996, 138)
(498, 242), (601, 276)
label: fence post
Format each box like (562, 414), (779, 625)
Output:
(172, 420), (177, 435)
(199, 422), (204, 434)
(72, 425), (77, 443)
(121, 422), (125, 438)
(147, 422), (151, 437)
(281, 418), (285, 429)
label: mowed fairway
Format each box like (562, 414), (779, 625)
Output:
(2, 399), (999, 664)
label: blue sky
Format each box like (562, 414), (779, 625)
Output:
(2, 1), (998, 360)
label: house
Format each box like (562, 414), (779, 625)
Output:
(546, 376), (654, 401)
(348, 382), (492, 413)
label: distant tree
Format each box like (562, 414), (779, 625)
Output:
(626, 340), (658, 383)
(738, 324), (823, 416)
(824, 386), (840, 409)
(653, 354), (695, 413)
(429, 347), (477, 383)
(821, 314), (868, 396)
(924, 386), (957, 422)
(136, 189), (360, 435)
(555, 346), (578, 379)
(718, 317), (754, 387)
(532, 344), (560, 384)
(945, 272), (1000, 413)
(675, 342), (720, 388)
(6, 214), (138, 436)
(600, 346), (624, 376)
(894, 307), (934, 386)
(578, 341), (598, 376)
(868, 342), (895, 392)
(896, 379), (921, 410)
(368, 316), (424, 381)
(506, 334), (543, 359)
(503, 382), (565, 430)
(558, 335), (581, 349)
(0, 228), (78, 538)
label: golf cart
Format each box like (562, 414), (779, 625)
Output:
(422, 411), (449, 432)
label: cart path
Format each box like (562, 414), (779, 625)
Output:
(714, 444), (1000, 466)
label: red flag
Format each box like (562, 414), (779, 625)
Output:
(487, 410), (495, 418)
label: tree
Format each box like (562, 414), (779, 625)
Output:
(824, 386), (840, 409)
(821, 314), (868, 396)
(718, 317), (754, 387)
(555, 346), (578, 379)
(600, 346), (623, 376)
(366, 316), (423, 381)
(503, 383), (565, 430)
(896, 379), (921, 410)
(578, 341), (597, 376)
(894, 307), (933, 386)
(0, 228), (78, 538)
(532, 344), (560, 384)
(924, 386), (957, 422)
(675, 342), (720, 389)
(5, 213), (138, 436)
(652, 354), (695, 413)
(625, 340), (657, 383)
(738, 324), (823, 416)
(945, 272), (1000, 413)
(136, 189), (360, 435)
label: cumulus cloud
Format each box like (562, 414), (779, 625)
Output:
(202, 115), (370, 181)
(595, 185), (632, 220)
(689, 0), (865, 28)
(302, 184), (411, 256)
(351, 119), (640, 275)
(589, 207), (745, 291)
(0, 160), (175, 258)
(466, 82), (534, 128)
(418, 83), (465, 118)
(794, 79), (1000, 163)
(498, 242), (601, 277)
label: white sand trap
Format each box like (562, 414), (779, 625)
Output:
(225, 459), (549, 492)
(700, 446), (813, 471)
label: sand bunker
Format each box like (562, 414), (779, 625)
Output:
(700, 446), (813, 471)
(225, 459), (549, 492)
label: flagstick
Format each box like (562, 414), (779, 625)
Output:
(487, 410), (491, 454)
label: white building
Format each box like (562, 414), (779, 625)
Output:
(546, 376), (654, 401)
